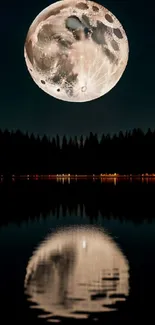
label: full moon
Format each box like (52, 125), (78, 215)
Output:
(24, 0), (129, 102)
(24, 226), (129, 321)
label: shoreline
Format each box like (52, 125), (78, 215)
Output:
(1, 173), (155, 180)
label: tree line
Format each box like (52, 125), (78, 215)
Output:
(0, 127), (155, 174)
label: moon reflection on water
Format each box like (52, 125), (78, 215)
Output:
(24, 226), (129, 322)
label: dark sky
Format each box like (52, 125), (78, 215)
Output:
(1, 0), (154, 138)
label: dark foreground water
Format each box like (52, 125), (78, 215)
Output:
(0, 179), (155, 324)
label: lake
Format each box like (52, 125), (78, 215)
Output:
(0, 179), (155, 324)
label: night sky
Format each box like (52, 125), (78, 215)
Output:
(1, 0), (154, 139)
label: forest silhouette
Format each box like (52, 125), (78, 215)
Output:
(0, 127), (154, 174)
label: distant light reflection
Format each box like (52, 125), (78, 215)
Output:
(24, 226), (129, 322)
(114, 178), (117, 186)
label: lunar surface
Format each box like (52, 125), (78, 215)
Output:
(24, 226), (129, 322)
(24, 0), (129, 102)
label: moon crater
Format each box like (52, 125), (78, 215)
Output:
(75, 2), (89, 10)
(24, 0), (129, 102)
(105, 13), (114, 23)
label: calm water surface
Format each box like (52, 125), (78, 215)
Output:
(0, 180), (155, 324)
